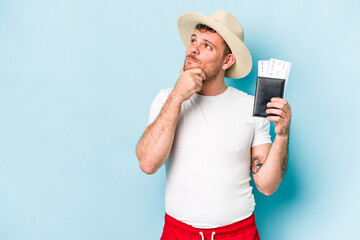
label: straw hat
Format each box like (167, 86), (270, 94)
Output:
(177, 10), (252, 79)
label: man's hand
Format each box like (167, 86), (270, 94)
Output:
(136, 66), (206, 174)
(266, 98), (292, 136)
(252, 98), (291, 195)
(172, 66), (206, 102)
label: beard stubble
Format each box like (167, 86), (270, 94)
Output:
(184, 54), (223, 82)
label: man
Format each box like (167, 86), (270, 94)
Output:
(136, 10), (291, 240)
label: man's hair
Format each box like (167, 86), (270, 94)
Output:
(195, 23), (232, 57)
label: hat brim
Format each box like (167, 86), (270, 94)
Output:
(178, 12), (252, 79)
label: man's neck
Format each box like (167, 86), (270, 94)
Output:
(197, 74), (227, 96)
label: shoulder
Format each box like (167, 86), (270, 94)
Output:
(227, 87), (254, 109)
(158, 88), (173, 97)
(227, 87), (268, 125)
(153, 88), (173, 102)
(228, 87), (254, 101)
(148, 88), (174, 125)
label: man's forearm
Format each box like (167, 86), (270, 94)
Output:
(256, 135), (289, 195)
(136, 67), (206, 174)
(136, 92), (183, 174)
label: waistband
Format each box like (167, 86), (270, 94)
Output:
(164, 213), (256, 237)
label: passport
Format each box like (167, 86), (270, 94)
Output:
(252, 77), (285, 118)
(253, 59), (291, 118)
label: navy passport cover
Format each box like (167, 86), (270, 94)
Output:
(253, 77), (285, 118)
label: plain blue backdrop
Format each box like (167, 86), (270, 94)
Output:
(0, 0), (359, 239)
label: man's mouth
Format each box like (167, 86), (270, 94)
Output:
(186, 56), (200, 64)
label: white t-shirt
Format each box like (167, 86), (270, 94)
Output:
(148, 86), (271, 228)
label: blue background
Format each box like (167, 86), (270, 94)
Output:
(0, 0), (359, 239)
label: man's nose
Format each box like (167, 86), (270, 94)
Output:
(188, 43), (199, 55)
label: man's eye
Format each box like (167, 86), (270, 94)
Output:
(191, 39), (196, 43)
(205, 44), (211, 50)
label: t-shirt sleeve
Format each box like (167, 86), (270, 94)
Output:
(252, 117), (272, 147)
(148, 88), (173, 125)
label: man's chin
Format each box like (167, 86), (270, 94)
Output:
(184, 63), (201, 71)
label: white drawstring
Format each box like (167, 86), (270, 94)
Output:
(199, 231), (216, 240)
(211, 231), (216, 240)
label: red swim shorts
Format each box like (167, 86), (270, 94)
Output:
(160, 213), (260, 240)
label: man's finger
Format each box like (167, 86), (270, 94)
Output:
(266, 108), (285, 118)
(198, 69), (206, 81)
(180, 64), (185, 74)
(187, 68), (206, 80)
(271, 98), (288, 105)
(194, 78), (203, 88)
(192, 73), (204, 81)
(267, 102), (287, 112)
(266, 115), (281, 122)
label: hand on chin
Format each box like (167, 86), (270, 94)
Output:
(184, 62), (202, 72)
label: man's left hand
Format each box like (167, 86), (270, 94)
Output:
(266, 98), (292, 136)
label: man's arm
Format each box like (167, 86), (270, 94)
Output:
(251, 98), (291, 196)
(136, 67), (206, 174)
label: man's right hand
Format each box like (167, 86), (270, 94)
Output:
(136, 66), (206, 174)
(172, 66), (206, 102)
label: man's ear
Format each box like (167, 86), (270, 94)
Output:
(222, 54), (236, 71)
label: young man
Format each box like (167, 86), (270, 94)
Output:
(136, 10), (291, 240)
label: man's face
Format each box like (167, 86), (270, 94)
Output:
(184, 29), (227, 80)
